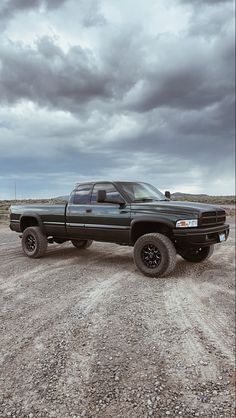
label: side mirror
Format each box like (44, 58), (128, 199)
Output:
(165, 190), (171, 199)
(97, 190), (107, 202)
(97, 189), (125, 205)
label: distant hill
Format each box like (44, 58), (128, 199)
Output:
(171, 193), (235, 205)
(172, 192), (209, 198)
(55, 195), (69, 201)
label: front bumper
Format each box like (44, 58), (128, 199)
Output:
(173, 224), (230, 247)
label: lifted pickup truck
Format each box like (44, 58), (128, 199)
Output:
(10, 181), (229, 277)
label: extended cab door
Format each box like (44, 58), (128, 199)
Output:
(83, 183), (131, 243)
(66, 183), (93, 237)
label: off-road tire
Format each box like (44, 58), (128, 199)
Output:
(133, 233), (176, 277)
(179, 245), (214, 262)
(22, 226), (48, 258)
(71, 239), (93, 249)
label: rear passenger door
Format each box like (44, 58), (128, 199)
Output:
(66, 183), (93, 237)
(84, 183), (131, 243)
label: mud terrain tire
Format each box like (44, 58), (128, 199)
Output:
(22, 226), (48, 258)
(134, 233), (176, 277)
(179, 245), (214, 262)
(71, 239), (93, 249)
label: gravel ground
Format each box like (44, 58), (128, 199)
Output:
(0, 220), (235, 418)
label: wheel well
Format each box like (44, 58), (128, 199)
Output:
(20, 217), (39, 231)
(131, 221), (173, 244)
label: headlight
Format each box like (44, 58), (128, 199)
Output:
(176, 219), (198, 228)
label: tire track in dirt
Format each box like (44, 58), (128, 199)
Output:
(0, 266), (124, 361)
(0, 266), (131, 417)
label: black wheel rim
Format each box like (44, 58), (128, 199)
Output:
(25, 234), (36, 252)
(141, 244), (162, 269)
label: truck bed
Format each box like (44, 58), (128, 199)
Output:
(10, 204), (67, 234)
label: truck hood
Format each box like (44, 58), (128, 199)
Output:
(130, 200), (224, 216)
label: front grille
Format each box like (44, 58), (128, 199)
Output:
(200, 210), (226, 227)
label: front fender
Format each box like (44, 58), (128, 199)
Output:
(131, 216), (175, 229)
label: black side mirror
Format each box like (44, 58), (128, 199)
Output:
(97, 190), (107, 202)
(165, 190), (171, 199)
(97, 189), (125, 205)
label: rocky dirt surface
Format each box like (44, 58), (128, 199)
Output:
(0, 220), (235, 418)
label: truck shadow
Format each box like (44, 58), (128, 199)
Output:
(44, 244), (208, 279)
(45, 244), (133, 265)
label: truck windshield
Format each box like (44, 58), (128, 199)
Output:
(119, 182), (167, 202)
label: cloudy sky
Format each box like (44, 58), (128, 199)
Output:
(0, 0), (235, 199)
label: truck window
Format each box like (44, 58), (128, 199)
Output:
(91, 183), (122, 203)
(71, 184), (93, 204)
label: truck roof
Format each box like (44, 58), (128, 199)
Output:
(75, 181), (142, 187)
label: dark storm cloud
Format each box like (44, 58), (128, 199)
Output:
(0, 37), (112, 113)
(0, 22), (234, 115)
(0, 0), (234, 116)
(0, 32), (142, 114)
(111, 97), (234, 167)
(0, 0), (69, 32)
(0, 0), (68, 19)
(126, 32), (234, 113)
(0, 0), (106, 29)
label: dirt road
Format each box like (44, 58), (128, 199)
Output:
(0, 221), (235, 418)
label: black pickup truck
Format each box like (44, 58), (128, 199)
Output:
(10, 181), (229, 277)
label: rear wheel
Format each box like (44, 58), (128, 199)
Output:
(179, 245), (214, 262)
(133, 233), (176, 277)
(22, 226), (48, 258)
(71, 239), (93, 249)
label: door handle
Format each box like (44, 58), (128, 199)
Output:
(86, 208), (92, 213)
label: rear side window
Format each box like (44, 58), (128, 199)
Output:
(91, 183), (122, 203)
(70, 184), (93, 204)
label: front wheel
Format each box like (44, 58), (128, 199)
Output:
(22, 226), (48, 258)
(179, 245), (214, 262)
(133, 233), (176, 277)
(71, 239), (93, 249)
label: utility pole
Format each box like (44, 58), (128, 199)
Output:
(14, 181), (17, 201)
